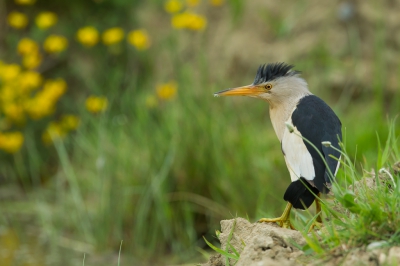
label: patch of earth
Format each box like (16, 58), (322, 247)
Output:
(200, 218), (400, 266)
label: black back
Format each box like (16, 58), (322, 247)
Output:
(291, 95), (342, 193)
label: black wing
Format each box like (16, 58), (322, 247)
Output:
(291, 95), (342, 193)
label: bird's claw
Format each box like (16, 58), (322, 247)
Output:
(258, 217), (295, 230)
(307, 221), (323, 232)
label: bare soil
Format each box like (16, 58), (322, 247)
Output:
(200, 218), (400, 266)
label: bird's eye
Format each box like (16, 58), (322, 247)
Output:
(265, 84), (272, 90)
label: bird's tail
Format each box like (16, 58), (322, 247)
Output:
(283, 178), (320, 210)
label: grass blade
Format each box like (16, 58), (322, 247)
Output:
(118, 240), (123, 266)
(202, 236), (239, 260)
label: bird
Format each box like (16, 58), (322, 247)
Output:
(214, 62), (342, 229)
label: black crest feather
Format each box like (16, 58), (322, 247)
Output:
(252, 62), (300, 85)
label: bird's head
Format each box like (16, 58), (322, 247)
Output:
(214, 62), (310, 106)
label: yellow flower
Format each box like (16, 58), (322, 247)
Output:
(19, 71), (42, 90)
(0, 86), (16, 103)
(102, 27), (124, 46)
(60, 115), (80, 131)
(171, 12), (207, 30)
(186, 0), (200, 7)
(25, 96), (54, 120)
(3, 104), (25, 123)
(0, 64), (21, 82)
(76, 26), (99, 47)
(85, 96), (108, 113)
(22, 52), (42, 69)
(43, 35), (68, 53)
(145, 95), (158, 108)
(209, 0), (223, 6)
(164, 0), (183, 13)
(25, 78), (67, 119)
(156, 81), (177, 100)
(7, 11), (28, 29)
(128, 29), (151, 51)
(15, 0), (36, 5)
(41, 115), (79, 144)
(42, 122), (66, 144)
(17, 38), (39, 55)
(0, 132), (24, 153)
(42, 78), (67, 99)
(35, 12), (57, 29)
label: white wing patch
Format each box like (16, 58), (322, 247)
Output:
(282, 118), (315, 182)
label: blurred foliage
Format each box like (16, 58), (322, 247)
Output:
(0, 0), (159, 187)
(0, 0), (399, 265)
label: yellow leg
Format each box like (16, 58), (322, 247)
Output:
(258, 203), (294, 229)
(308, 193), (323, 232)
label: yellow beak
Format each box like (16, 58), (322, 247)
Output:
(214, 85), (265, 97)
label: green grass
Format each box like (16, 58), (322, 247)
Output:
(203, 219), (240, 265)
(296, 120), (400, 259)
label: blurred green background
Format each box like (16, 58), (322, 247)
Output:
(0, 0), (399, 265)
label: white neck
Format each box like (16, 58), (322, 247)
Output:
(267, 77), (312, 141)
(269, 101), (298, 141)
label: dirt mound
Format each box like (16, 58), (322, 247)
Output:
(201, 218), (305, 266)
(200, 218), (400, 266)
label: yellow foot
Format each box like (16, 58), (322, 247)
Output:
(258, 217), (295, 229)
(308, 193), (323, 232)
(307, 221), (323, 232)
(258, 203), (295, 229)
